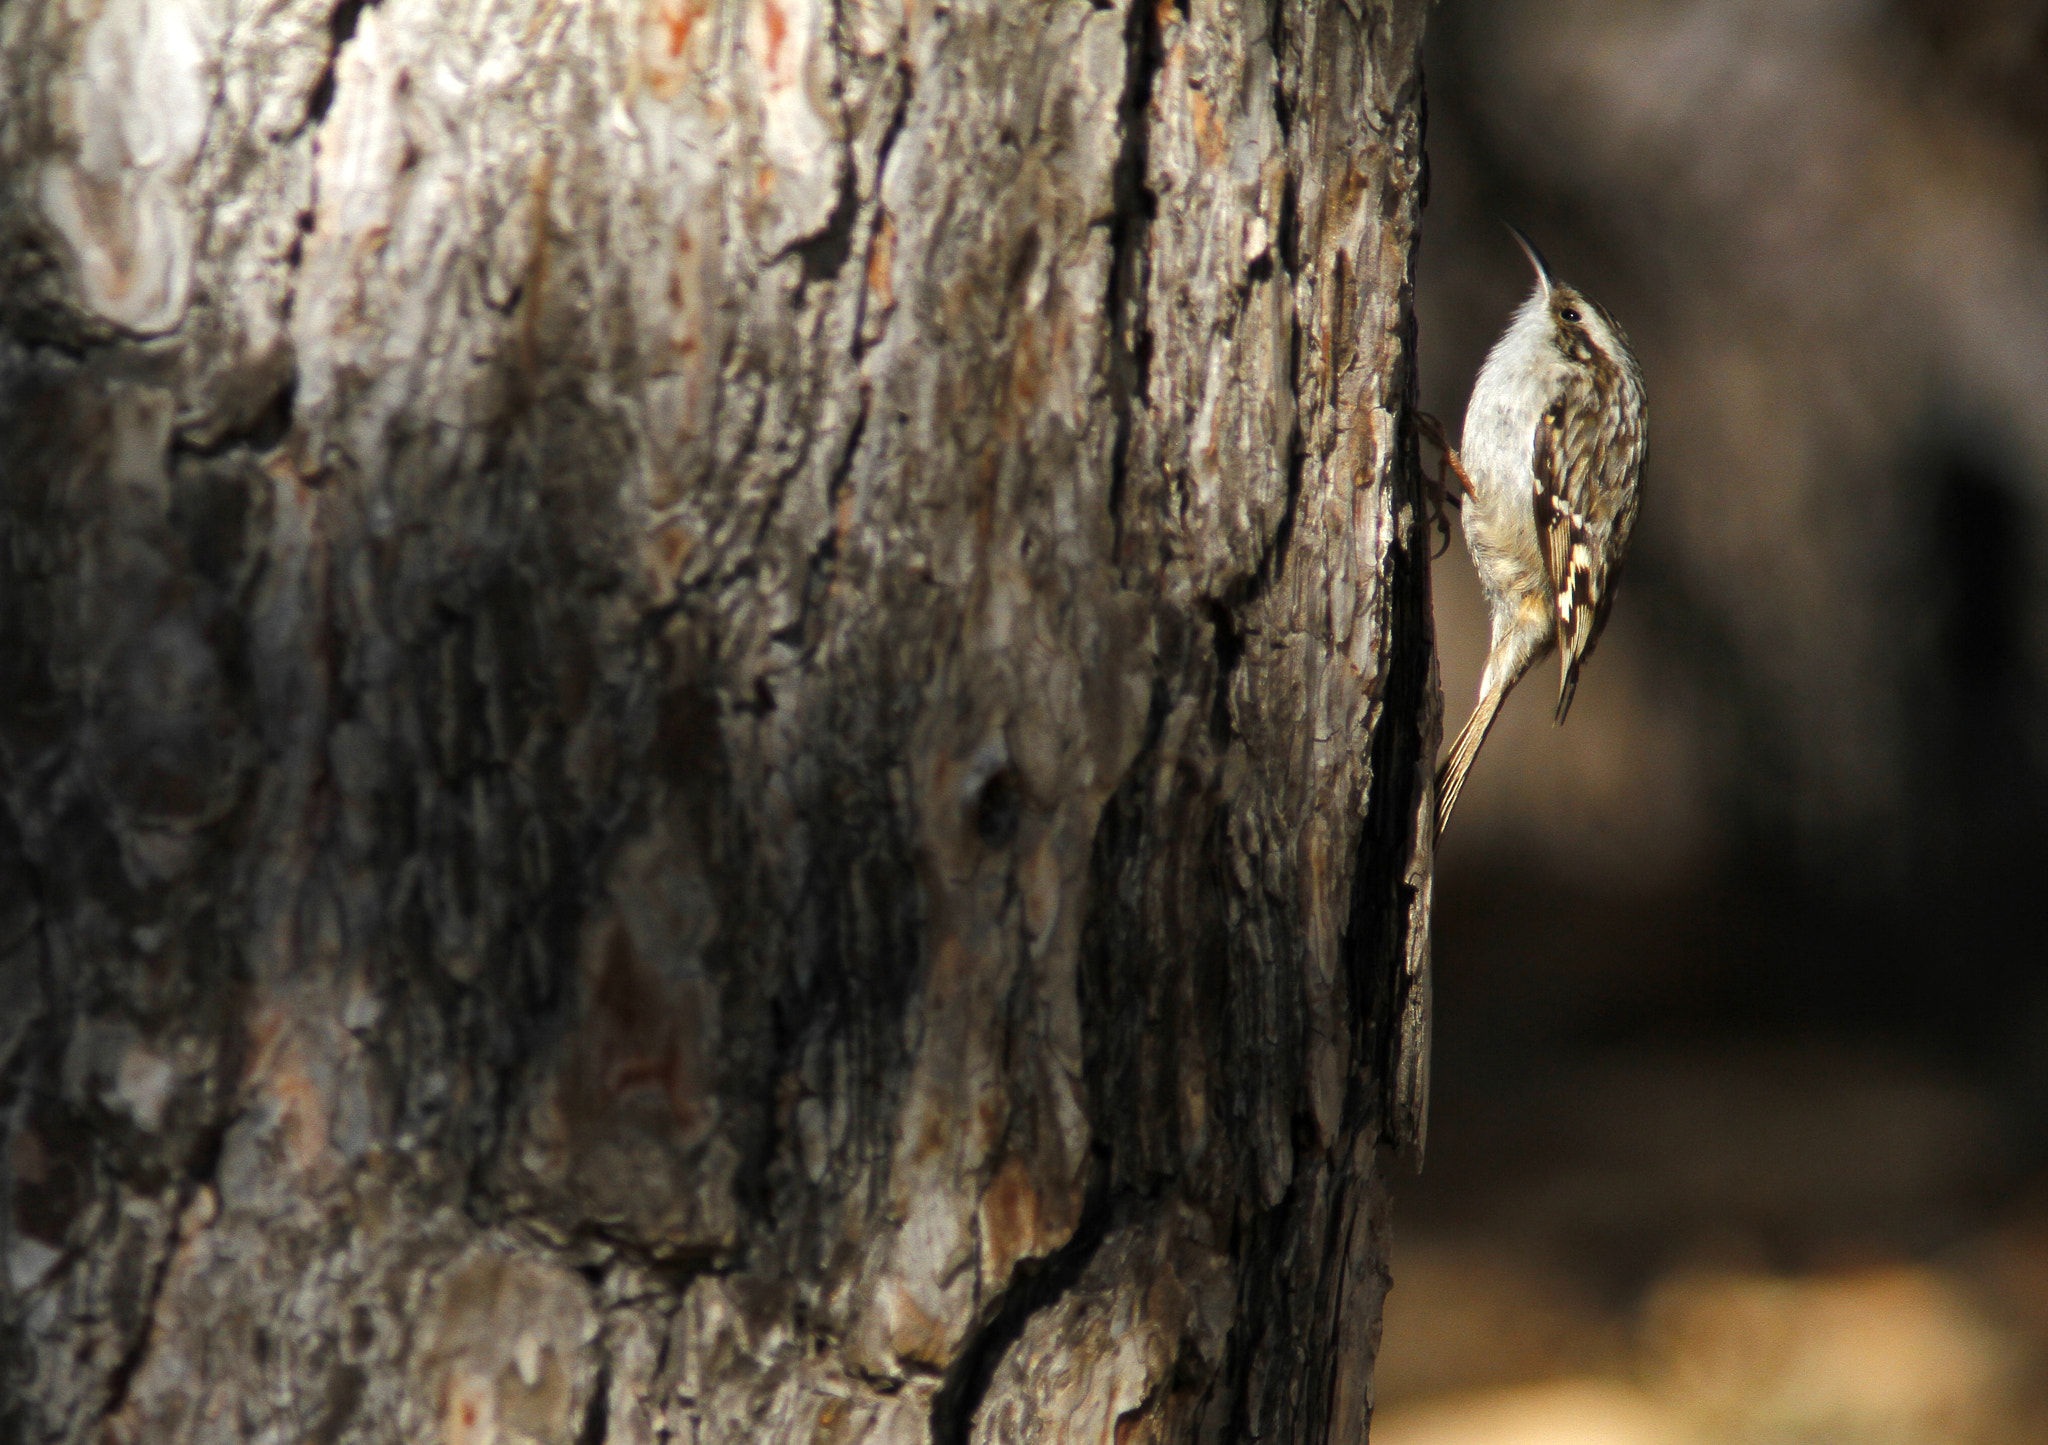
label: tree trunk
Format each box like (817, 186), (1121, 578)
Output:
(0, 0), (1435, 1441)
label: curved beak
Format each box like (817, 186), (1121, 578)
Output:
(1504, 222), (1553, 298)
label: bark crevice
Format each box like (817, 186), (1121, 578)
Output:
(786, 154), (863, 289)
(1347, 434), (1434, 1152)
(301, 0), (379, 134)
(926, 1156), (1114, 1445)
(1104, 0), (1163, 537)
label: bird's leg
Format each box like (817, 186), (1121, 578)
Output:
(1413, 410), (1474, 560)
(1414, 410), (1474, 501)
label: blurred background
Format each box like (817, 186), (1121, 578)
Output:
(1384, 1), (2048, 1440)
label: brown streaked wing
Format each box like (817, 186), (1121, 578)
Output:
(1530, 352), (1644, 721)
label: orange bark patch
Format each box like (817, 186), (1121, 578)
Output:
(651, 520), (694, 577)
(271, 1048), (331, 1171)
(865, 211), (897, 316)
(883, 1281), (952, 1369)
(1008, 315), (1043, 413)
(244, 1003), (333, 1174)
(642, 0), (708, 98)
(832, 465), (859, 542)
(448, 1375), (489, 1442)
(1190, 88), (1226, 170)
(978, 1154), (1045, 1288)
(665, 4), (697, 56)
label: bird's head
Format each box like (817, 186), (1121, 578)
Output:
(1506, 222), (1631, 369)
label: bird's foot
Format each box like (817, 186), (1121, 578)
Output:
(1414, 410), (1472, 559)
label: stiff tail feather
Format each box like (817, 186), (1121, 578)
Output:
(1554, 653), (1581, 724)
(1436, 682), (1510, 838)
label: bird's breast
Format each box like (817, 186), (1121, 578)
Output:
(1461, 367), (1551, 527)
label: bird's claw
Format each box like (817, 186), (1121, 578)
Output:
(1414, 410), (1472, 560)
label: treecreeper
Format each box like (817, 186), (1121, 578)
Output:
(1435, 225), (1649, 834)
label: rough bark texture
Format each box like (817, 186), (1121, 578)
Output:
(0, 1), (1435, 1442)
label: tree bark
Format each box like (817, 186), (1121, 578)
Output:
(0, 1), (1435, 1441)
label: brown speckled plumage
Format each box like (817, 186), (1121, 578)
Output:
(1532, 304), (1646, 721)
(1436, 229), (1647, 836)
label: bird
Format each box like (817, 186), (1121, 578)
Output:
(1433, 225), (1647, 837)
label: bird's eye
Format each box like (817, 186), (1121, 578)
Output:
(1560, 306), (1581, 323)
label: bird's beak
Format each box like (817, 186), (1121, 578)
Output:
(1505, 222), (1553, 298)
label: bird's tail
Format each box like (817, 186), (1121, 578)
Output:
(1554, 652), (1581, 724)
(1436, 680), (1510, 839)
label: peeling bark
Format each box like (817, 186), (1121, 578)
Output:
(0, 1), (1436, 1442)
